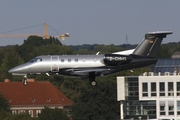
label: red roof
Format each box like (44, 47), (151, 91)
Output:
(0, 80), (72, 107)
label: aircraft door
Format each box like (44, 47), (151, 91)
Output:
(51, 56), (59, 72)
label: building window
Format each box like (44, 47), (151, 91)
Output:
(128, 82), (138, 97)
(168, 82), (174, 96)
(151, 82), (156, 96)
(177, 101), (180, 115)
(177, 82), (180, 96)
(160, 101), (165, 115)
(36, 110), (41, 117)
(12, 110), (17, 115)
(159, 82), (165, 96)
(142, 83), (148, 97)
(28, 110), (33, 117)
(168, 101), (174, 115)
(18, 110), (25, 114)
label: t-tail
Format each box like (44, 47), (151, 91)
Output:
(132, 31), (173, 57)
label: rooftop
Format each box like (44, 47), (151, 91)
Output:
(0, 79), (72, 107)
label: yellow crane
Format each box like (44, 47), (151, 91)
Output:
(0, 23), (69, 40)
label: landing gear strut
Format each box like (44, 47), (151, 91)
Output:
(89, 72), (97, 86)
(23, 75), (28, 86)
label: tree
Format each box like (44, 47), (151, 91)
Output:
(71, 77), (120, 120)
(0, 110), (11, 120)
(156, 45), (173, 58)
(5, 113), (33, 120)
(16, 36), (66, 62)
(38, 107), (70, 120)
(0, 92), (9, 112)
(93, 44), (123, 54)
(0, 47), (24, 81)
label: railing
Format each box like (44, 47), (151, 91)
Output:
(141, 72), (180, 76)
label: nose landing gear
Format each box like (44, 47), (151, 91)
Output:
(23, 75), (28, 86)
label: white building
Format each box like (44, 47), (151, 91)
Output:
(117, 72), (180, 120)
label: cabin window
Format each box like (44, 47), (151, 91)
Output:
(52, 56), (59, 61)
(61, 59), (64, 62)
(75, 59), (78, 62)
(68, 59), (71, 62)
(36, 58), (42, 62)
(82, 59), (86, 62)
(29, 58), (42, 63)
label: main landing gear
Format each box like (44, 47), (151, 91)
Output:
(23, 75), (28, 86)
(89, 72), (97, 86)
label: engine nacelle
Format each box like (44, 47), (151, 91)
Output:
(103, 54), (132, 66)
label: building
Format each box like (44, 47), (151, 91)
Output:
(117, 72), (180, 120)
(0, 79), (72, 117)
(152, 58), (180, 74)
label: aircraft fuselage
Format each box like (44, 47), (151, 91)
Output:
(9, 54), (157, 78)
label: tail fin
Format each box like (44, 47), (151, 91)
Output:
(132, 31), (172, 57)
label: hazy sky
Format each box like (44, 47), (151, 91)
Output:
(0, 1), (179, 46)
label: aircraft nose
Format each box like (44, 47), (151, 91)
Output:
(8, 67), (20, 73)
(8, 64), (29, 74)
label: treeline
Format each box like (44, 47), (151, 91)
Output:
(0, 36), (180, 119)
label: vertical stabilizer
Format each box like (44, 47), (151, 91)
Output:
(132, 31), (172, 57)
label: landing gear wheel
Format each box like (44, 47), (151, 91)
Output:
(24, 80), (28, 86)
(91, 81), (97, 86)
(23, 75), (28, 86)
(89, 72), (97, 86)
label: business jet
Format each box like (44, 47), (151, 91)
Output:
(8, 31), (172, 86)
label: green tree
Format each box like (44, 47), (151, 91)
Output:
(71, 77), (119, 120)
(38, 107), (70, 120)
(5, 113), (33, 120)
(0, 92), (9, 112)
(93, 44), (123, 54)
(16, 36), (65, 62)
(156, 45), (173, 58)
(0, 110), (11, 120)
(0, 47), (24, 81)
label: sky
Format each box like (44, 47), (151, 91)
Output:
(0, 1), (179, 46)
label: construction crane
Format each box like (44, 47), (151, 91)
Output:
(0, 23), (69, 40)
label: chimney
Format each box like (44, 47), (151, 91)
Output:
(22, 79), (35, 83)
(4, 79), (10, 83)
(27, 79), (35, 82)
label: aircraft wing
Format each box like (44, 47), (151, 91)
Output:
(60, 68), (112, 76)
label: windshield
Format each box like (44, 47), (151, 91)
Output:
(29, 58), (42, 63)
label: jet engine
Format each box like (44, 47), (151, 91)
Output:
(103, 54), (132, 66)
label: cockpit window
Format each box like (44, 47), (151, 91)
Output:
(29, 58), (42, 63)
